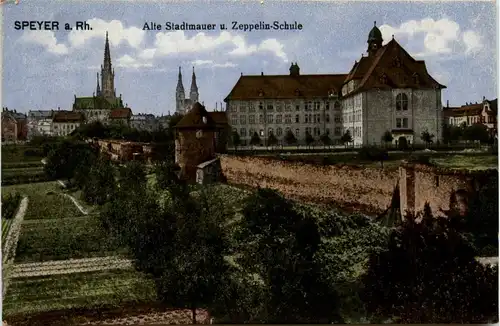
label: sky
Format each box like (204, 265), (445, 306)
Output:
(1, 0), (497, 116)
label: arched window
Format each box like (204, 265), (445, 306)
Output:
(334, 101), (341, 110)
(277, 127), (283, 136)
(268, 128), (274, 136)
(396, 93), (408, 111)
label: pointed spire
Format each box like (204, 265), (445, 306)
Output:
(176, 66), (185, 93)
(190, 66), (199, 102)
(104, 31), (111, 68)
(374, 21), (377, 27)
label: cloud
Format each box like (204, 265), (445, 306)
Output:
(116, 55), (153, 69)
(68, 18), (145, 49)
(378, 18), (483, 57)
(192, 59), (237, 68)
(229, 37), (288, 62)
(20, 31), (68, 55)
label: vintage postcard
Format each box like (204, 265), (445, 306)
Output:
(1, 0), (498, 325)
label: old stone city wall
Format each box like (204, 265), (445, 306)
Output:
(219, 155), (498, 216)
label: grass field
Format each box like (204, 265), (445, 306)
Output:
(15, 217), (128, 263)
(3, 269), (157, 317)
(2, 218), (15, 247)
(430, 154), (498, 170)
(2, 145), (44, 163)
(2, 182), (83, 220)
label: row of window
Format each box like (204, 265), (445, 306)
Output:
(230, 114), (342, 125)
(343, 109), (362, 123)
(53, 124), (78, 130)
(229, 101), (342, 113)
(235, 127), (343, 138)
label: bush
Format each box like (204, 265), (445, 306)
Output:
(2, 193), (22, 219)
(23, 149), (44, 157)
(358, 147), (388, 161)
(406, 154), (433, 165)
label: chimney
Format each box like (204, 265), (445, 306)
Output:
(216, 102), (218, 111)
(483, 96), (486, 101)
(58, 107), (60, 111)
(261, 71), (264, 76)
(446, 100), (449, 108)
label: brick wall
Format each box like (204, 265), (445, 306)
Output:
(219, 155), (399, 214)
(220, 155), (497, 216)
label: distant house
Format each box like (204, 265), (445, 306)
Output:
(130, 113), (159, 131)
(208, 111), (230, 152)
(109, 108), (132, 126)
(27, 110), (54, 138)
(52, 111), (84, 136)
(444, 97), (497, 137)
(1, 108), (27, 142)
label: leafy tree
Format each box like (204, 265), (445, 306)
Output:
(82, 157), (116, 205)
(71, 121), (107, 140)
(250, 132), (261, 147)
(267, 133), (278, 147)
(231, 131), (241, 150)
(284, 130), (297, 147)
(420, 130), (435, 148)
(340, 130), (352, 148)
(362, 212), (498, 323)
(320, 133), (332, 148)
(463, 124), (490, 144)
(235, 189), (341, 323)
(305, 131), (315, 148)
(381, 131), (393, 147)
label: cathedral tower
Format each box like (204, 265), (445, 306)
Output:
(367, 21), (383, 57)
(96, 73), (101, 96)
(176, 66), (186, 114)
(100, 32), (116, 99)
(189, 66), (199, 103)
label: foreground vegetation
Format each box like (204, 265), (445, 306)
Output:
(4, 137), (498, 324)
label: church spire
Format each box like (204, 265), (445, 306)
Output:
(176, 66), (186, 114)
(96, 73), (101, 96)
(100, 31), (115, 99)
(190, 66), (199, 102)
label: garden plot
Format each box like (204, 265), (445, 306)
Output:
(3, 269), (157, 317)
(15, 217), (128, 263)
(2, 218), (15, 247)
(10, 256), (133, 278)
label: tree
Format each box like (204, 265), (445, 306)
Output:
(267, 133), (278, 148)
(381, 131), (393, 148)
(235, 188), (341, 323)
(463, 124), (491, 144)
(340, 130), (352, 148)
(231, 131), (241, 151)
(284, 130), (297, 148)
(250, 132), (261, 147)
(305, 131), (315, 148)
(82, 156), (116, 205)
(320, 133), (332, 148)
(362, 212), (498, 323)
(420, 130), (435, 148)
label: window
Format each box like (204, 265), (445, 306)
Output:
(306, 101), (312, 111)
(314, 102), (321, 111)
(334, 127), (341, 136)
(239, 115), (246, 124)
(305, 115), (309, 123)
(240, 128), (246, 137)
(334, 115), (341, 123)
(285, 103), (292, 112)
(413, 73), (419, 84)
(259, 114), (264, 123)
(326, 102), (330, 110)
(396, 118), (402, 128)
(296, 104), (300, 111)
(396, 93), (409, 111)
(334, 101), (341, 110)
(267, 104), (274, 111)
(249, 102), (255, 112)
(380, 73), (388, 84)
(316, 114), (321, 123)
(266, 114), (273, 123)
(295, 128), (300, 137)
(259, 129), (264, 136)
(305, 127), (312, 135)
(276, 102), (283, 112)
(240, 103), (247, 112)
(325, 114), (330, 123)
(276, 114), (282, 124)
(295, 115), (300, 123)
(285, 127), (291, 134)
(325, 128), (330, 135)
(231, 114), (238, 125)
(277, 127), (283, 136)
(268, 128), (274, 136)
(259, 102), (264, 110)
(403, 117), (408, 128)
(249, 128), (255, 136)
(314, 127), (321, 136)
(285, 114), (292, 123)
(249, 115), (255, 124)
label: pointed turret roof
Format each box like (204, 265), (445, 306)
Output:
(103, 31), (112, 68)
(176, 66), (185, 92)
(368, 21), (383, 43)
(190, 66), (198, 93)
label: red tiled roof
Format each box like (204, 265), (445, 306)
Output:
(109, 108), (132, 119)
(53, 111), (84, 123)
(208, 111), (228, 125)
(344, 39), (446, 96)
(175, 102), (217, 129)
(224, 74), (347, 101)
(445, 103), (483, 117)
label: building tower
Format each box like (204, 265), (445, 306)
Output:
(176, 67), (186, 114)
(96, 73), (101, 96)
(367, 21), (383, 57)
(100, 31), (116, 99)
(190, 66), (199, 103)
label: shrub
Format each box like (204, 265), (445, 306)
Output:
(406, 154), (433, 165)
(358, 146), (388, 161)
(2, 193), (22, 219)
(23, 149), (44, 157)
